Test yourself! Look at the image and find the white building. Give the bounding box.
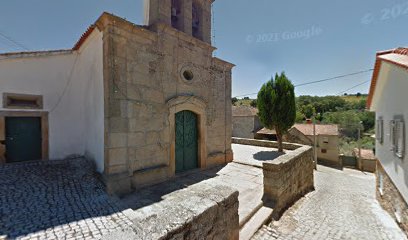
[368,47,408,233]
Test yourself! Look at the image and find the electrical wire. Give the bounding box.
[0,31,29,51]
[233,69,374,98]
[336,80,371,95]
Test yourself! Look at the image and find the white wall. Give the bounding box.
[373,61,408,203]
[0,29,105,172]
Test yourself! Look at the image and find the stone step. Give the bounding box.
[239,201,263,227]
[239,206,274,240]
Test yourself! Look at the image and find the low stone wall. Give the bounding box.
[114,183,239,240]
[376,161,408,235]
[262,144,315,219]
[232,137,304,151]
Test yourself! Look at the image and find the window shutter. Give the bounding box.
[376,118,384,144]
[396,120,405,159]
[390,120,396,151]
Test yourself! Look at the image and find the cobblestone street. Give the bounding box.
[0,159,133,240]
[252,165,407,240]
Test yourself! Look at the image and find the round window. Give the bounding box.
[183,70,194,81]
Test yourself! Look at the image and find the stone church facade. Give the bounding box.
[0,0,233,195]
[102,0,234,194]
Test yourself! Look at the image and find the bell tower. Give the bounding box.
[143,0,213,44]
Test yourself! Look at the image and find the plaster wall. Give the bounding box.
[0,30,104,171]
[373,61,408,204]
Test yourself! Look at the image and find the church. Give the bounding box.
[0,0,234,195]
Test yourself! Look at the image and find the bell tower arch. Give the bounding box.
[143,0,213,44]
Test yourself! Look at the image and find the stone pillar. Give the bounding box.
[225,70,233,162]
[200,0,212,44]
[144,0,172,26]
[180,0,193,35]
[102,24,132,196]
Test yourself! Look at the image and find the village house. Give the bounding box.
[352,148,376,173]
[367,47,408,233]
[0,0,234,195]
[232,106,262,139]
[255,123,340,165]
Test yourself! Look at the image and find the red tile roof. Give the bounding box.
[72,25,96,51]
[367,47,408,109]
[293,124,339,136]
[256,128,276,135]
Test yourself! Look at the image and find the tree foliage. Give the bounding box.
[257,72,296,152]
[250,99,257,108]
[231,97,238,105]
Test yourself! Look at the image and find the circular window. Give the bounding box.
[183,70,194,81]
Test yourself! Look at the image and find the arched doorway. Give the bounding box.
[175,110,198,173]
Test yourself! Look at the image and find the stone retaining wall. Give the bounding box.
[232,137,303,151]
[376,161,408,235]
[233,137,315,219]
[115,183,239,240]
[262,144,314,219]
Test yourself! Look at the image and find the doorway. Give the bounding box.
[5,117,42,163]
[175,110,198,173]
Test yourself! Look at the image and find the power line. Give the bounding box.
[336,80,371,95]
[0,31,29,51]
[294,69,373,87]
[233,69,374,98]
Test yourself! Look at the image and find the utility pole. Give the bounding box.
[358,121,363,170]
[313,114,317,170]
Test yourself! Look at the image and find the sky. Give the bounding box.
[0,0,407,97]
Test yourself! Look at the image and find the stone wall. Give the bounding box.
[115,183,239,240]
[232,116,256,139]
[376,161,408,235]
[262,144,315,219]
[232,137,304,151]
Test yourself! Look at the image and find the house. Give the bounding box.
[255,123,339,164]
[0,0,234,195]
[232,106,262,139]
[367,47,408,232]
[352,148,376,173]
[292,124,340,165]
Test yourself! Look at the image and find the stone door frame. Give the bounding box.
[0,111,49,163]
[167,96,207,176]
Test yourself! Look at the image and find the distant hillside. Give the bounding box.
[233,94,368,107]
[340,94,368,103]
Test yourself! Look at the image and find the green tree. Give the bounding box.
[257,72,296,152]
[231,97,238,105]
[250,99,257,108]
[301,104,315,119]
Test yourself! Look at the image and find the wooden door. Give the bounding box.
[5,117,42,163]
[175,110,198,173]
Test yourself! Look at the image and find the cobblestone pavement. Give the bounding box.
[0,158,133,240]
[252,165,407,240]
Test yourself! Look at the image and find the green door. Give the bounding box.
[5,117,42,163]
[175,110,198,173]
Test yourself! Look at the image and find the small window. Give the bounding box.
[376,118,384,144]
[321,149,327,154]
[322,137,329,144]
[390,118,405,159]
[3,93,43,109]
[183,70,194,81]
